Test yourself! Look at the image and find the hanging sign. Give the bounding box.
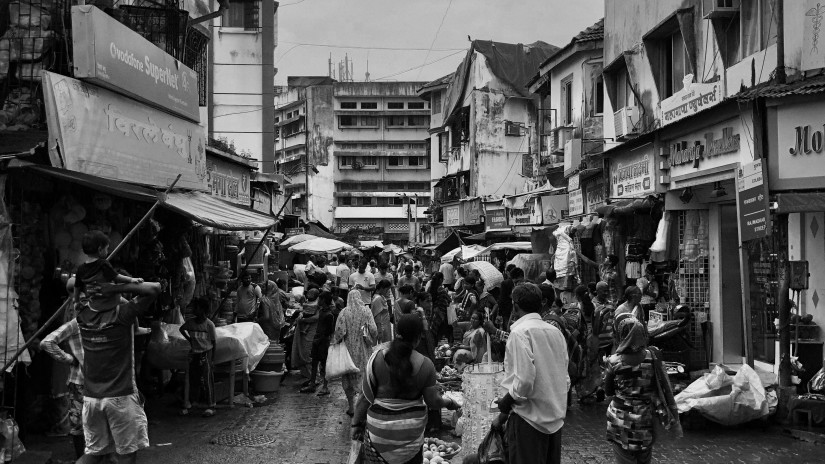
[541,194,568,225]
[443,204,460,227]
[42,72,208,191]
[71,6,200,122]
[507,196,543,226]
[737,159,770,242]
[485,208,507,230]
[611,149,655,198]
[802,0,825,72]
[585,177,605,213]
[660,78,723,127]
[206,155,251,205]
[568,189,584,216]
[460,198,482,226]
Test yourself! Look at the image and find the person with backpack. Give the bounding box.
[540,285,584,407]
[571,285,602,403]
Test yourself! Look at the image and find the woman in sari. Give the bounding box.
[351,314,460,464]
[372,280,394,344]
[604,317,681,463]
[452,312,487,364]
[293,288,320,382]
[427,272,452,345]
[333,290,379,416]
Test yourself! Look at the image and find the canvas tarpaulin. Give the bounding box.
[163,191,277,231]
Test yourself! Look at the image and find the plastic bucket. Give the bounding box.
[250,370,283,393]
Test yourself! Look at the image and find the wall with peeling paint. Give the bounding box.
[306,85,336,227]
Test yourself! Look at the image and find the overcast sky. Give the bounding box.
[274,0,605,85]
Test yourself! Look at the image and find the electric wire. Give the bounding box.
[373,50,465,81]
[416,0,454,80]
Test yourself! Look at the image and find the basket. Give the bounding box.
[250,369,283,393]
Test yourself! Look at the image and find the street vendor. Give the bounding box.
[234,272,262,323]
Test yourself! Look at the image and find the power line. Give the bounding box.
[374,50,465,81]
[416,0,454,80]
[278,41,464,52]
[279,0,308,6]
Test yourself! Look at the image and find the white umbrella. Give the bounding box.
[288,237,353,254]
[441,245,486,263]
[359,240,384,250]
[279,234,317,247]
[464,261,504,292]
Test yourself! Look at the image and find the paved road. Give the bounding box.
[28,373,825,464]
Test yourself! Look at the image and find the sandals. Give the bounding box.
[202,409,215,417]
[300,385,317,393]
[179,409,190,416]
[316,388,330,396]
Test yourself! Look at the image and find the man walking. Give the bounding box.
[235,272,262,323]
[349,259,375,305]
[439,259,455,290]
[494,282,568,464]
[77,280,161,463]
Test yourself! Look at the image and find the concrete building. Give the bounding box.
[208,0,279,172]
[332,82,431,244]
[424,41,559,244]
[273,77,336,227]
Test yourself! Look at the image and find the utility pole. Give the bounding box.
[775,0,786,84]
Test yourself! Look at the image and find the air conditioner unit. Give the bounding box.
[505,121,522,137]
[552,127,574,153]
[563,138,583,178]
[703,0,740,19]
[614,106,640,140]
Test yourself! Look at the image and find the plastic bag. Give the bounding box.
[447,304,458,325]
[0,418,25,461]
[347,439,362,464]
[809,366,825,394]
[477,427,506,464]
[326,343,360,380]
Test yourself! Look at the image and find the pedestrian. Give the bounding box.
[40,280,86,459]
[455,276,479,336]
[397,265,421,293]
[294,288,320,382]
[258,278,284,341]
[453,266,467,294]
[492,279,514,330]
[73,231,144,311]
[332,290,378,416]
[604,317,682,463]
[615,286,645,323]
[593,281,616,357]
[439,259,455,290]
[573,285,601,403]
[302,291,335,396]
[493,282,568,464]
[371,279,394,344]
[394,285,416,328]
[349,260,376,308]
[414,291,435,360]
[452,312,487,365]
[427,272,453,345]
[234,272,261,323]
[179,297,217,417]
[350,314,460,464]
[76,280,161,464]
[336,256,352,299]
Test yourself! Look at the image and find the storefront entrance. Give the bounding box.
[720,204,744,363]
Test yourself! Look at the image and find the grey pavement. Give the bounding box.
[24,373,825,463]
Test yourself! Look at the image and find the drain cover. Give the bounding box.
[211,432,276,447]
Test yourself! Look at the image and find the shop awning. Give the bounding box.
[465,230,514,242]
[775,192,825,214]
[434,230,471,254]
[163,191,276,230]
[305,221,337,239]
[7,160,159,202]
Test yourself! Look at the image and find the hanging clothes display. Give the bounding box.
[649,212,671,262]
[682,210,709,260]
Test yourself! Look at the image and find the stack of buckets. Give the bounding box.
[250,340,285,393]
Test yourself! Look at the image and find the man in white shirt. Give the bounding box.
[439,260,455,290]
[336,257,352,298]
[348,260,375,304]
[495,282,568,464]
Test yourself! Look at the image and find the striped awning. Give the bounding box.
[163,191,276,230]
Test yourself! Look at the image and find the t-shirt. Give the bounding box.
[77,293,156,398]
[375,272,395,287]
[236,284,262,317]
[439,262,455,284]
[180,318,216,353]
[337,264,352,289]
[397,275,421,292]
[76,258,121,310]
[313,309,335,343]
[349,271,375,305]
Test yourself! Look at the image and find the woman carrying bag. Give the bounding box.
[603,317,682,464]
[333,290,379,416]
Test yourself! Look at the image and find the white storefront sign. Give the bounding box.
[610,147,655,199]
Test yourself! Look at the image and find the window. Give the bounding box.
[659,29,689,98]
[408,156,425,167]
[340,102,357,109]
[741,0,776,58]
[432,92,442,115]
[615,70,637,109]
[407,115,428,127]
[340,197,353,206]
[408,102,425,109]
[360,197,375,206]
[361,116,379,127]
[362,156,378,166]
[387,115,406,127]
[361,183,379,191]
[388,143,406,150]
[593,74,604,115]
[361,102,378,109]
[223,0,260,29]
[339,115,356,127]
[561,75,573,125]
[340,156,355,167]
[388,157,402,166]
[451,107,470,148]
[388,197,405,206]
[387,182,406,190]
[409,143,426,149]
[274,116,280,123]
[361,143,379,149]
[387,102,404,109]
[410,182,429,190]
[338,143,358,150]
[438,133,448,162]
[339,182,358,191]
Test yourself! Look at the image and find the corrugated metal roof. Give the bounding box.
[737,75,825,101]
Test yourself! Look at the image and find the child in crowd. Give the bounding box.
[301,291,335,396]
[179,298,217,417]
[74,231,143,310]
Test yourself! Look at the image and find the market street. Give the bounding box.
[28,374,825,464]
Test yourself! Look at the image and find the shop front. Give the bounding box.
[659,103,756,368]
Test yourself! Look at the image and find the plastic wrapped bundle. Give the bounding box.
[459,362,505,459]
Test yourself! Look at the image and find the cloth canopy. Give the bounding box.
[463,261,504,292]
[288,237,353,254]
[305,222,337,239]
[359,240,385,250]
[441,245,486,263]
[280,234,317,247]
[434,230,471,254]
[163,191,277,231]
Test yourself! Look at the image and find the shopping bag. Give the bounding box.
[447,304,458,325]
[326,343,360,379]
[477,426,506,464]
[347,439,363,464]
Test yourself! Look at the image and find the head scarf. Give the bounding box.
[346,289,368,314]
[616,317,647,354]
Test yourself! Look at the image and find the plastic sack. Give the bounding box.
[461,363,505,456]
[676,364,769,426]
[447,304,458,325]
[675,365,733,413]
[145,322,269,372]
[0,418,25,461]
[809,366,825,394]
[326,343,359,380]
[477,427,506,464]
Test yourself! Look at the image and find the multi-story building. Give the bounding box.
[208,0,279,172]
[422,41,559,244]
[332,82,431,244]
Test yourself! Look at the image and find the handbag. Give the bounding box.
[326,343,360,379]
[477,426,506,464]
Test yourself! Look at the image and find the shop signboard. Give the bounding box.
[485,207,507,230]
[42,72,208,192]
[285,228,303,237]
[434,226,449,243]
[71,6,200,122]
[660,78,722,127]
[541,194,568,224]
[585,177,605,213]
[736,159,770,242]
[568,189,584,216]
[460,198,482,226]
[610,148,655,199]
[251,189,272,214]
[770,100,825,190]
[667,120,748,181]
[206,155,251,205]
[443,204,460,227]
[507,196,543,226]
[802,0,825,72]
